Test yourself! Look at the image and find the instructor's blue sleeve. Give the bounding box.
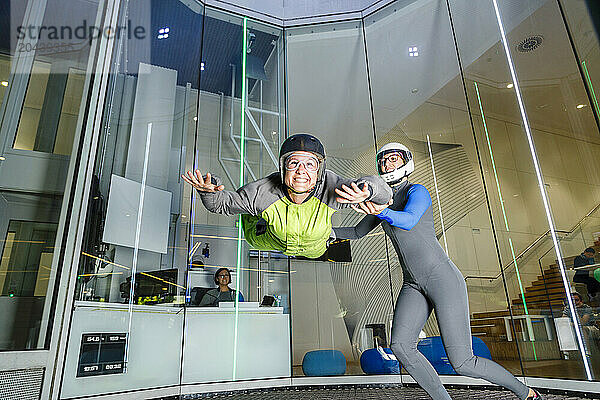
[377,184,431,230]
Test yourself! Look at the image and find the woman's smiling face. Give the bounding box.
[284,151,319,194]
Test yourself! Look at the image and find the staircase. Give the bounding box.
[510,258,577,312]
[469,252,596,361]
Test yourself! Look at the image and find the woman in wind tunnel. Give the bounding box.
[182,133,392,259]
[333,143,542,400]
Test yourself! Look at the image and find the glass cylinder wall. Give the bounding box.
[0,0,598,398]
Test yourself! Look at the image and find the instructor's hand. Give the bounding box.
[350,200,392,215]
[181,170,225,193]
[335,182,371,204]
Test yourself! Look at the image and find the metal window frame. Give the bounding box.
[38,0,125,398]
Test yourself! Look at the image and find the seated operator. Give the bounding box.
[199,268,244,307]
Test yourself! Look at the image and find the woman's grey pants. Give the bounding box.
[390,263,530,400]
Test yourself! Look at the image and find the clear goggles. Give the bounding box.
[285,155,320,172]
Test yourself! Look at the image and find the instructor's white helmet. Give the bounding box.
[376,143,414,185]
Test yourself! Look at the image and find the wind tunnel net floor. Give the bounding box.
[181,385,595,399]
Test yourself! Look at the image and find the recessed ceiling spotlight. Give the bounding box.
[408,46,419,57]
[200,62,205,71]
[158,27,170,39]
[506,83,513,89]
[577,104,587,109]
[0,156,5,161]
[411,88,418,93]
[193,116,198,121]
[0,81,8,87]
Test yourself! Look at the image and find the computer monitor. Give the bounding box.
[261,295,275,306]
[119,268,178,303]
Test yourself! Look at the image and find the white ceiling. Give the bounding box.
[204,0,386,21]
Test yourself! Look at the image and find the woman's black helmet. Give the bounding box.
[279,134,326,183]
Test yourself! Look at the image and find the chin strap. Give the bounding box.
[286,185,316,195]
[285,180,319,197]
[390,177,408,187]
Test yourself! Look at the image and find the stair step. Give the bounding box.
[524,289,566,298]
[471,318,505,326]
[539,271,562,279]
[471,310,511,319]
[525,285,565,296]
[528,282,565,290]
[515,293,565,302]
[532,277,565,286]
[513,299,563,307]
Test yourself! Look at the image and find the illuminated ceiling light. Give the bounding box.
[193,116,198,121]
[492,0,593,380]
[577,104,586,109]
[1,81,8,87]
[157,27,170,39]
[0,156,5,161]
[506,83,513,89]
[200,62,205,71]
[408,46,419,57]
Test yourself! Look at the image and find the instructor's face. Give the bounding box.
[380,152,405,173]
[284,151,319,193]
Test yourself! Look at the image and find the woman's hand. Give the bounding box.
[335,182,371,204]
[350,200,393,215]
[181,170,225,193]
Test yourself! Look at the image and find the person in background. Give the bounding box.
[199,268,244,307]
[573,247,600,300]
[563,292,599,349]
[562,292,593,326]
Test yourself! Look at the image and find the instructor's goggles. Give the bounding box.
[285,156,320,172]
[378,152,404,167]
